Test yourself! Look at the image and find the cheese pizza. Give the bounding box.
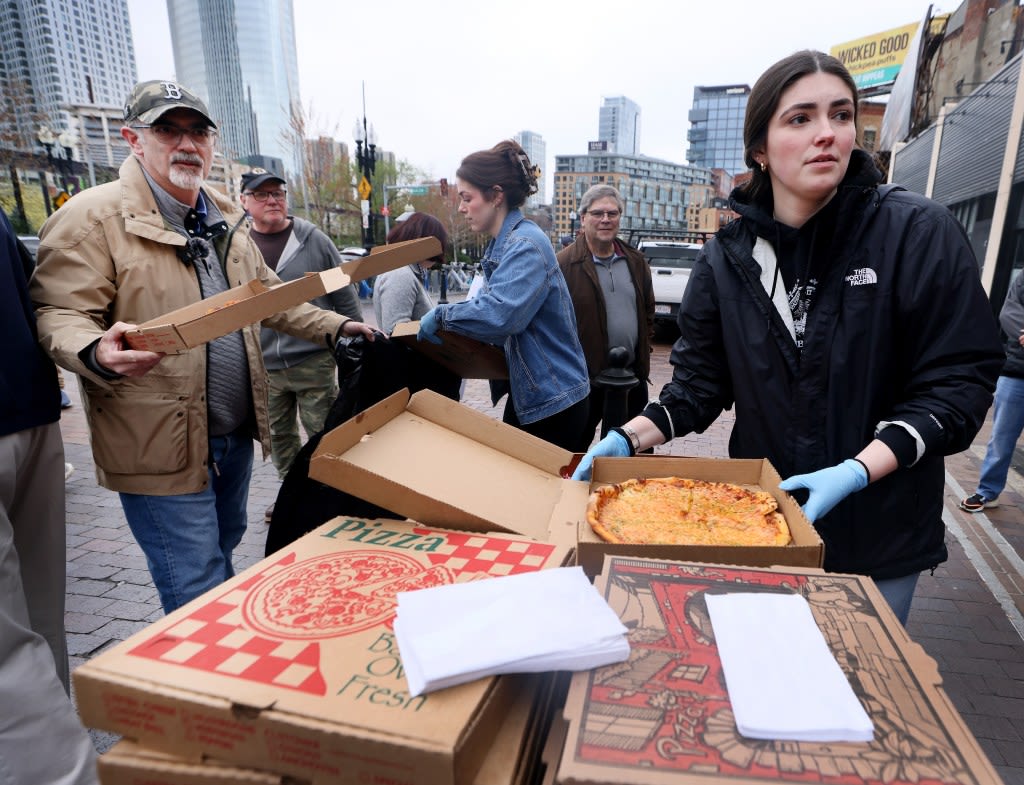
[586,476,792,546]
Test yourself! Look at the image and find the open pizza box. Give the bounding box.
[308,391,823,575]
[390,321,509,379]
[124,237,440,354]
[73,517,572,785]
[97,673,554,785]
[574,456,824,578]
[555,554,1003,785]
[308,388,586,548]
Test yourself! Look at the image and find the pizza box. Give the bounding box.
[97,673,550,785]
[124,237,440,354]
[97,740,295,785]
[573,456,824,578]
[390,321,509,379]
[339,237,442,282]
[73,517,571,785]
[556,555,1003,785]
[308,388,587,547]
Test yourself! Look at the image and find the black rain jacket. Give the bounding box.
[650,150,1003,579]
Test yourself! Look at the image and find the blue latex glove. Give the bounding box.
[572,431,631,481]
[778,458,869,522]
[417,308,442,344]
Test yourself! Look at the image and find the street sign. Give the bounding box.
[358,176,372,200]
[408,186,428,196]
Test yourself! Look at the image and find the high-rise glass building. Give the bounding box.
[0,0,137,147]
[167,0,301,171]
[686,85,750,176]
[598,96,640,156]
[514,129,546,205]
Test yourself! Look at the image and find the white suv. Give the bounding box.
[638,240,702,327]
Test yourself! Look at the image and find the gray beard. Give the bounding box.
[168,165,203,191]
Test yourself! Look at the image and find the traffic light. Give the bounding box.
[440,178,448,198]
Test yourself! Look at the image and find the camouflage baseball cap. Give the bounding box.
[123,80,216,128]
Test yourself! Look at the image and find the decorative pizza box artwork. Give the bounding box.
[97,673,551,785]
[73,517,571,785]
[574,456,823,577]
[124,237,440,354]
[391,320,509,380]
[308,388,587,548]
[556,556,1002,785]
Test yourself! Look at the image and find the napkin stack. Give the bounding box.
[394,566,630,697]
[705,591,874,743]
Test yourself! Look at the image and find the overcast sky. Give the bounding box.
[127,0,943,194]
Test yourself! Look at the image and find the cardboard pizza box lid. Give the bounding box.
[124,237,440,354]
[556,555,1002,785]
[74,517,570,785]
[390,321,509,379]
[308,388,587,547]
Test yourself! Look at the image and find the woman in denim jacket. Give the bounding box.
[417,140,590,450]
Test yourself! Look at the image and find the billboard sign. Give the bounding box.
[588,140,609,153]
[830,22,920,91]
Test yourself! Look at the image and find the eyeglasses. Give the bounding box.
[586,209,621,220]
[244,189,287,202]
[131,124,218,147]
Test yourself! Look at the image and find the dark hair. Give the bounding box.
[742,50,859,203]
[455,139,539,210]
[386,211,448,263]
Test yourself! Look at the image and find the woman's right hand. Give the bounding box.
[572,431,631,481]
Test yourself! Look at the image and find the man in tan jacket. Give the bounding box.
[30,81,374,612]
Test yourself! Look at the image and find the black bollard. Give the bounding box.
[594,346,638,438]
[439,263,449,304]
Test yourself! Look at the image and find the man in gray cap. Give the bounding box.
[30,80,375,613]
[240,166,361,506]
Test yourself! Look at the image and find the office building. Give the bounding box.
[514,130,546,205]
[0,0,137,151]
[167,0,300,172]
[553,151,713,238]
[598,96,640,156]
[686,85,750,176]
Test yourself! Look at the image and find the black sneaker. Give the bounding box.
[959,493,998,513]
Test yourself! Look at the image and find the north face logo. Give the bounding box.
[846,268,878,286]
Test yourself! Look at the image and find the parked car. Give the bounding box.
[638,240,702,327]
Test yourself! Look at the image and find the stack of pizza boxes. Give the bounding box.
[81,388,1000,784]
[78,516,574,785]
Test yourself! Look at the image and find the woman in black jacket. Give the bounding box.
[574,50,1004,624]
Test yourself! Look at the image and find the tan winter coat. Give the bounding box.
[30,156,346,495]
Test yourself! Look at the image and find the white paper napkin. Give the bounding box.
[705,592,874,742]
[394,566,630,697]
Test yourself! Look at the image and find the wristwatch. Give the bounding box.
[619,423,641,453]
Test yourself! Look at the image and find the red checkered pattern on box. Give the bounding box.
[127,529,559,695]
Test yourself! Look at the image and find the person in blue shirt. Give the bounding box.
[418,140,589,450]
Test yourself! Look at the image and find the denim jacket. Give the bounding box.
[435,210,589,424]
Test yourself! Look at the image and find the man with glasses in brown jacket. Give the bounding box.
[31,80,374,613]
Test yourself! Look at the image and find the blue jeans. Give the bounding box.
[874,573,920,626]
[120,431,254,613]
[977,375,1024,501]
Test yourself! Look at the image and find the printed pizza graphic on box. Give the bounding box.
[571,560,979,785]
[128,523,558,696]
[244,552,455,639]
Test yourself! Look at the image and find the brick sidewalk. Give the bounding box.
[58,302,1024,784]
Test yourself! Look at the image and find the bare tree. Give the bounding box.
[0,77,47,231]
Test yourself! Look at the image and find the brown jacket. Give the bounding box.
[30,156,346,495]
[556,234,655,382]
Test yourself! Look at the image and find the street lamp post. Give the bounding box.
[36,125,57,216]
[353,116,377,250]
